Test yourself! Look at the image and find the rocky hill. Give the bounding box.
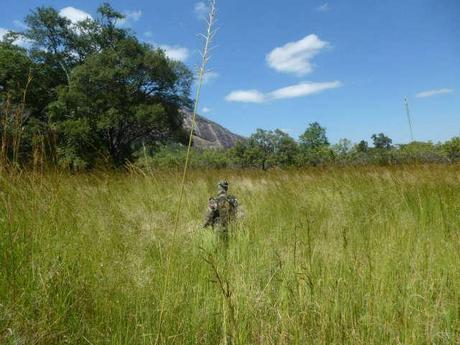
[181,109,245,149]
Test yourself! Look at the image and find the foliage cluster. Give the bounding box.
[0,3,192,169]
[139,122,460,169]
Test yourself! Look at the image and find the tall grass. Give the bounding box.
[1,166,459,344]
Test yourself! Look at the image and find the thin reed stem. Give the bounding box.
[155,2,218,344]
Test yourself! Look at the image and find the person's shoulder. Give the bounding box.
[227,195,238,206]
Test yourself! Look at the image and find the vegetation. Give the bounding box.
[1,3,458,345]
[135,126,460,170]
[1,166,459,344]
[1,4,459,171]
[0,3,192,169]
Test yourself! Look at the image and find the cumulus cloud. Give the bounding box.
[225,81,341,103]
[316,3,331,12]
[194,2,209,20]
[202,71,219,84]
[416,88,453,98]
[0,28,7,40]
[125,10,142,22]
[13,20,27,29]
[59,7,92,23]
[0,27,31,47]
[118,10,143,26]
[160,45,190,62]
[202,107,212,114]
[225,90,266,103]
[266,34,329,76]
[269,81,341,99]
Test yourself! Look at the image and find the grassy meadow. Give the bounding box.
[1,165,460,344]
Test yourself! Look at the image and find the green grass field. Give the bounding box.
[1,166,459,344]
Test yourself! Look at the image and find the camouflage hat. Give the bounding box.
[217,180,229,191]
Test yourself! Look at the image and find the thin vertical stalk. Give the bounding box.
[12,73,33,167]
[0,95,11,170]
[154,2,218,344]
[404,97,414,142]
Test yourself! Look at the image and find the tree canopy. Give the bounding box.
[0,3,192,168]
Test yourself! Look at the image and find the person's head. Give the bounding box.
[217,180,228,193]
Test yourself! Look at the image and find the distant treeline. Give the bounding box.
[137,123,460,170]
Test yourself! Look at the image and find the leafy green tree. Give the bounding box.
[21,3,128,84]
[0,43,33,102]
[230,129,298,169]
[356,140,369,153]
[443,137,460,162]
[297,122,333,166]
[0,42,64,164]
[246,129,274,170]
[230,140,248,168]
[0,3,194,168]
[334,138,353,156]
[372,133,392,149]
[271,129,298,166]
[299,122,329,150]
[49,38,193,167]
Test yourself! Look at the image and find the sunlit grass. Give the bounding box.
[1,166,459,344]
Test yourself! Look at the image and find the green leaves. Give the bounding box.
[0,3,193,169]
[299,122,329,150]
[49,37,191,167]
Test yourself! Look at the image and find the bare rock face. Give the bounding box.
[181,109,245,149]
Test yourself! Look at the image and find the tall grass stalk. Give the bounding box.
[155,1,218,343]
[0,72,32,170]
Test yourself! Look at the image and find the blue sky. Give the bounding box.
[1,0,459,144]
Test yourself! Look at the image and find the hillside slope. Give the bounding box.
[181,109,245,149]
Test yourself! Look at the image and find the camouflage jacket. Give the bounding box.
[204,193,239,229]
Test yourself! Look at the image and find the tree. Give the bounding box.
[372,133,392,149]
[356,140,369,153]
[0,42,64,165]
[271,129,298,166]
[246,129,275,170]
[22,3,129,84]
[0,3,194,168]
[230,129,298,169]
[334,138,353,156]
[49,37,193,167]
[0,43,33,101]
[443,136,460,162]
[297,122,332,166]
[299,122,329,150]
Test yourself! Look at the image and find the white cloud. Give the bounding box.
[194,2,209,20]
[316,3,330,12]
[13,20,27,29]
[225,90,266,103]
[144,31,153,38]
[160,45,190,62]
[125,10,142,22]
[118,10,143,26]
[266,34,329,76]
[269,81,341,100]
[0,28,7,40]
[202,107,212,114]
[202,71,219,84]
[416,88,453,98]
[59,7,92,23]
[225,81,341,103]
[0,27,31,47]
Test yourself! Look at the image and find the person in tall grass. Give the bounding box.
[203,180,239,240]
